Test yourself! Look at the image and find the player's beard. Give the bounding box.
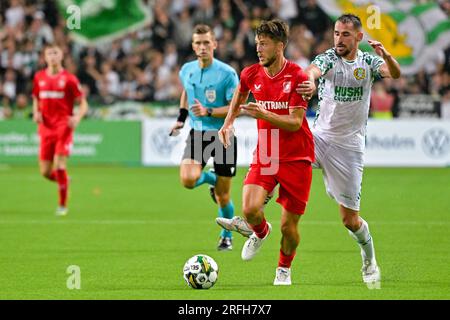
[335,44,352,58]
[261,54,277,68]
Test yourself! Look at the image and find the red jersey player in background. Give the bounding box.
[217,19,314,285]
[32,44,88,216]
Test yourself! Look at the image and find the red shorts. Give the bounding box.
[39,127,73,161]
[244,161,312,215]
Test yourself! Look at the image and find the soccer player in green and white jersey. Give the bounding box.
[298,13,401,289]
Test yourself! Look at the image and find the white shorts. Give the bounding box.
[313,133,364,211]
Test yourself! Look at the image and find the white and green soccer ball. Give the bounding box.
[183,254,219,289]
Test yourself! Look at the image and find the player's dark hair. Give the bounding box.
[193,24,215,39]
[256,19,289,47]
[337,14,362,30]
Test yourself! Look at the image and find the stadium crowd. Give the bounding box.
[0,0,449,119]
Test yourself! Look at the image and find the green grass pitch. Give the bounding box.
[0,165,449,300]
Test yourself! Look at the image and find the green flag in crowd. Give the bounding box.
[317,0,450,75]
[58,0,152,44]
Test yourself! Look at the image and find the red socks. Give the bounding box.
[56,169,68,207]
[250,219,297,268]
[251,218,269,239]
[278,249,296,268]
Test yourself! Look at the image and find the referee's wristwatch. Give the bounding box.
[206,108,213,117]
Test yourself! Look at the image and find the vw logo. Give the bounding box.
[151,127,181,157]
[422,128,450,158]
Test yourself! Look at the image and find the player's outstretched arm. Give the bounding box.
[170,90,188,136]
[368,39,401,79]
[69,97,89,129]
[219,85,249,148]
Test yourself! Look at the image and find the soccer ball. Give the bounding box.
[183,254,219,289]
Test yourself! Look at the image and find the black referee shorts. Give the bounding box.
[182,129,237,177]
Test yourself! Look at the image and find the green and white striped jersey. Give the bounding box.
[312,48,385,152]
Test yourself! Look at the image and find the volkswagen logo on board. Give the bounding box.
[422,128,450,158]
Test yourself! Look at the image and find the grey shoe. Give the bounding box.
[216,216,253,237]
[217,236,232,251]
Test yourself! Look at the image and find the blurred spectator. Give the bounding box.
[441,88,450,118]
[268,0,298,24]
[163,41,179,69]
[172,8,194,59]
[135,72,154,102]
[13,93,29,119]
[98,62,120,104]
[235,18,256,62]
[152,5,174,52]
[5,0,25,28]
[2,69,17,106]
[192,0,215,26]
[1,38,22,70]
[288,45,310,70]
[27,11,54,51]
[77,54,101,97]
[370,81,395,118]
[296,0,331,37]
[217,0,238,32]
[121,69,138,100]
[18,39,38,78]
[216,28,235,62]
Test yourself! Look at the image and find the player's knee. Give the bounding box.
[41,169,52,179]
[180,177,197,189]
[280,223,298,241]
[242,203,260,220]
[342,215,360,232]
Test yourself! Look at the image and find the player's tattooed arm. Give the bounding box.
[368,40,401,79]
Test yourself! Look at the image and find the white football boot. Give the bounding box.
[241,223,272,261]
[273,267,292,286]
[216,216,253,237]
[55,206,68,217]
[362,259,381,289]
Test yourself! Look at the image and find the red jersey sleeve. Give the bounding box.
[67,74,84,100]
[32,73,40,99]
[239,67,250,93]
[289,70,309,110]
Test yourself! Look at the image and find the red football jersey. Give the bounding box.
[32,69,83,133]
[239,60,314,164]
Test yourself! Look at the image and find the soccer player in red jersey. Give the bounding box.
[32,44,88,216]
[217,19,314,285]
